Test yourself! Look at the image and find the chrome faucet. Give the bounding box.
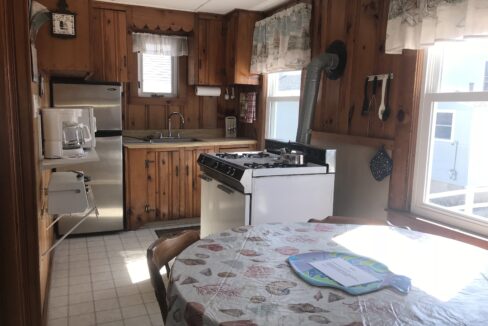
[168,112,185,138]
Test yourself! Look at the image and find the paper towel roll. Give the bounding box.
[195,86,221,97]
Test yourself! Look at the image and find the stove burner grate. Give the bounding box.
[243,162,302,169]
[216,152,270,159]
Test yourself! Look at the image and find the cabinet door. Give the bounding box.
[92,8,128,82]
[225,11,261,85]
[169,150,184,219]
[182,150,195,218]
[125,148,149,229]
[190,16,225,86]
[206,19,225,86]
[196,19,209,85]
[146,151,158,221]
[158,151,171,220]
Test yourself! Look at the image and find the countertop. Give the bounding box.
[123,137,257,149]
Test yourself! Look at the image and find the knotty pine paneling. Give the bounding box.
[311,0,419,141]
[310,0,424,211]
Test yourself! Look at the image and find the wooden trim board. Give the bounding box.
[0,0,42,325]
[311,130,395,150]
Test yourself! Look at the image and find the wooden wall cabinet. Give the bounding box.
[35,0,92,76]
[188,14,226,86]
[125,143,256,229]
[225,10,262,85]
[91,6,128,82]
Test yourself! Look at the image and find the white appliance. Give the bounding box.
[41,107,96,158]
[225,116,237,138]
[198,139,336,237]
[48,172,89,215]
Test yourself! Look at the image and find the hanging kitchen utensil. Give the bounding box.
[368,76,378,114]
[361,77,369,115]
[370,146,393,181]
[381,75,392,122]
[378,77,387,120]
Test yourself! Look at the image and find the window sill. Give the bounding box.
[386,209,488,250]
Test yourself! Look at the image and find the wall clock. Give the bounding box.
[51,0,76,38]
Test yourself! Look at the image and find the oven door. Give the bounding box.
[200,174,250,237]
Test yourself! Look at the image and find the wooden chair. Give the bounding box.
[147,230,200,322]
[308,215,389,225]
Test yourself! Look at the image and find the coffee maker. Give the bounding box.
[41,107,96,159]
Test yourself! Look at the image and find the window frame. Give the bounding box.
[137,53,178,98]
[265,70,302,141]
[434,110,455,142]
[412,45,488,237]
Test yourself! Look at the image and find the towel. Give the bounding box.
[239,92,257,124]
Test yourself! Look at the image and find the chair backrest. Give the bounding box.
[308,215,388,225]
[146,230,200,322]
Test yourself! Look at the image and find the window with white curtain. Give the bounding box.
[266,70,302,141]
[412,39,488,237]
[138,53,177,97]
[132,33,188,98]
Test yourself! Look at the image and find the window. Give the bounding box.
[484,62,488,91]
[434,111,454,141]
[138,53,177,97]
[266,70,302,141]
[412,39,488,237]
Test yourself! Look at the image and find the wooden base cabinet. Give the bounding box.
[125,148,149,229]
[125,146,213,229]
[125,143,256,229]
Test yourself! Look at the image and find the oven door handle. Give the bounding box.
[217,184,234,195]
[199,174,212,182]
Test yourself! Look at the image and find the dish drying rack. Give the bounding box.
[42,171,99,256]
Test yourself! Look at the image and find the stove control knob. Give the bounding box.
[226,166,232,175]
[230,168,236,176]
[213,162,219,169]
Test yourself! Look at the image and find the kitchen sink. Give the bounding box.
[149,137,200,143]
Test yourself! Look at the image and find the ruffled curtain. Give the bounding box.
[250,3,312,74]
[386,0,488,54]
[132,33,188,56]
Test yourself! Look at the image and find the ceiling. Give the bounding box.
[98,0,288,14]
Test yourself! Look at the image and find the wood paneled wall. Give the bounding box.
[33,77,54,319]
[110,2,248,132]
[310,0,424,211]
[0,0,43,325]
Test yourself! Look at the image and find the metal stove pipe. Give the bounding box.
[296,40,347,144]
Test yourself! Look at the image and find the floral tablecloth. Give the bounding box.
[166,223,488,325]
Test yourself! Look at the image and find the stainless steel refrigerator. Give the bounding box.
[52,80,124,235]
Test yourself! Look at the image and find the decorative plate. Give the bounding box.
[287,251,411,295]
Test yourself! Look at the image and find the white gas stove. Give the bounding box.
[198,140,336,237]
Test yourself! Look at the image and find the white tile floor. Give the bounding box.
[46,223,194,326]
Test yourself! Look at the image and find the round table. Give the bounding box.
[166,223,488,325]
